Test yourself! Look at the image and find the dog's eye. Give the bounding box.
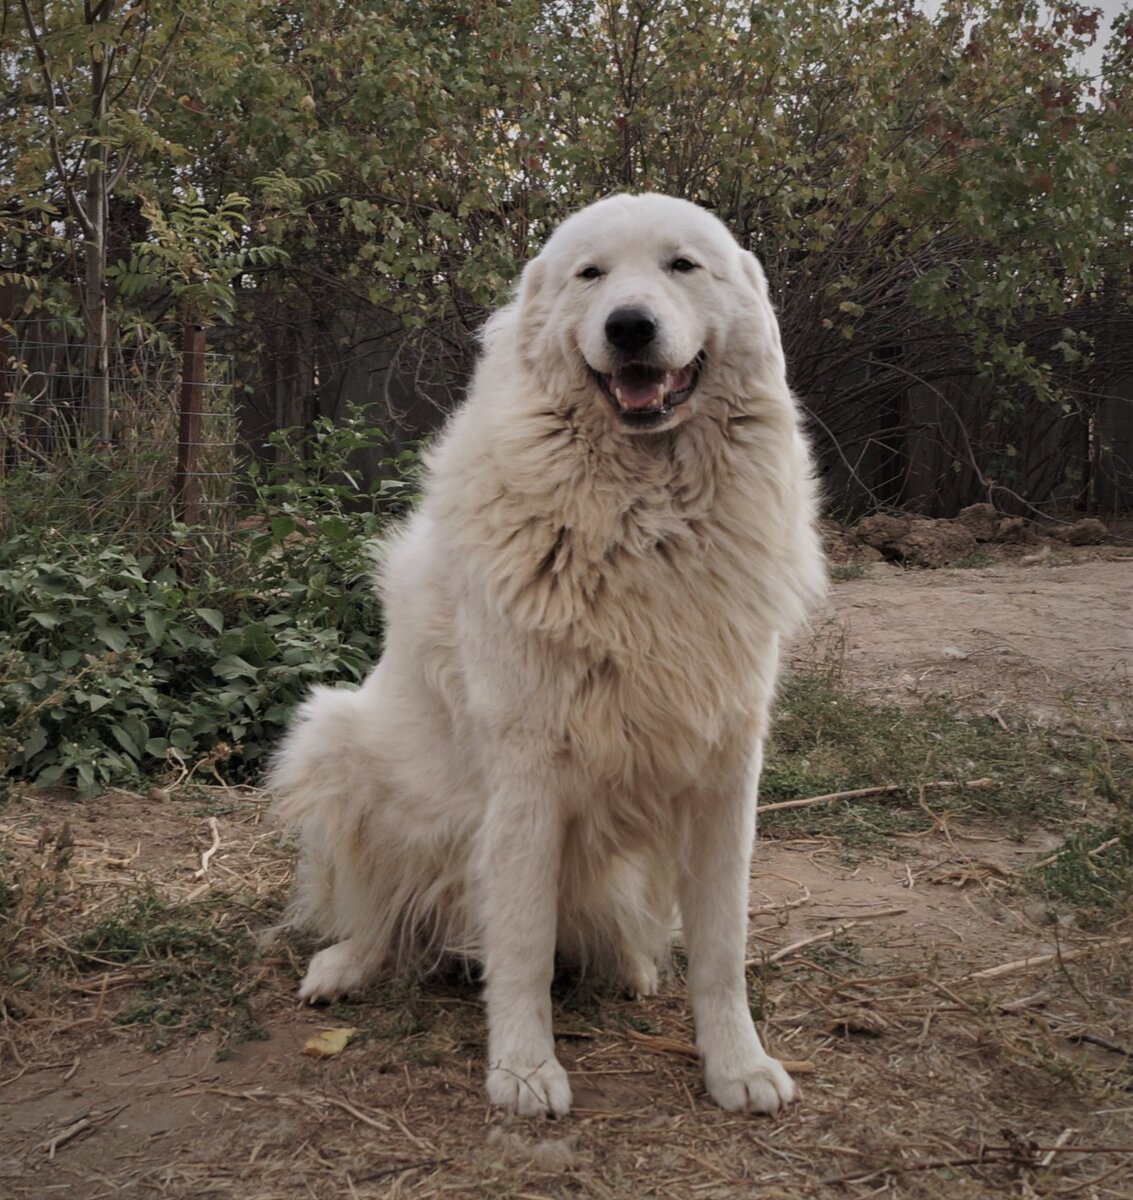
[577,265,604,280]
[670,257,699,273]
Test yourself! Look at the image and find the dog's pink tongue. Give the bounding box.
[610,370,672,411]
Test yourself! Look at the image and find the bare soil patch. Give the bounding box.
[2,556,1131,1199]
[817,557,1132,730]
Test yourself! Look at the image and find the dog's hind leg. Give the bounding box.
[298,936,385,1003]
[558,851,673,998]
[289,834,396,1002]
[271,682,403,1003]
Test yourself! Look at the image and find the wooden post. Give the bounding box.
[174,322,206,527]
[0,282,12,478]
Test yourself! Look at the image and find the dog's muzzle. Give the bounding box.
[593,356,703,429]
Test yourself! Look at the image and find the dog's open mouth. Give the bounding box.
[594,356,703,428]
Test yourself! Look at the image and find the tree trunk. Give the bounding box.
[84,20,111,444]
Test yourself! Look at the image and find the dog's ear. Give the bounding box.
[517,256,547,327]
[739,249,769,297]
[739,250,780,327]
[480,254,547,358]
[736,249,787,380]
[519,255,545,307]
[516,255,551,356]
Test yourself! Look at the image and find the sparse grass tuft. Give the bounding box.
[829,560,870,581]
[765,665,1130,855]
[1034,825,1133,926]
[75,891,269,1050]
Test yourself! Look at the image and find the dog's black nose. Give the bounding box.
[605,308,657,354]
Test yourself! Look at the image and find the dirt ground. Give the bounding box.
[2,552,1131,1199]
[817,556,1132,731]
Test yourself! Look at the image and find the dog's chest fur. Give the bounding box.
[425,407,792,787]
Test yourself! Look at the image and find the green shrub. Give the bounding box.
[0,413,418,796]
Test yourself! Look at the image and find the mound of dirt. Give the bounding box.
[824,505,1120,569]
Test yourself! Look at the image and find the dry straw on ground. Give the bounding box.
[1,773,1130,1200]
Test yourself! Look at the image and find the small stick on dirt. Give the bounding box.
[1033,836,1122,871]
[104,842,141,869]
[963,937,1132,981]
[65,969,148,994]
[40,1104,127,1158]
[1041,1128,1079,1169]
[759,909,906,965]
[624,1030,816,1075]
[93,970,110,1022]
[997,989,1050,1013]
[1049,1162,1133,1197]
[1066,1032,1133,1059]
[193,817,221,878]
[320,1094,393,1133]
[816,1139,1133,1188]
[820,1154,995,1186]
[750,876,811,916]
[759,778,993,815]
[354,1160,451,1186]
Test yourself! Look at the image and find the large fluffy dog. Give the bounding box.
[271,194,826,1118]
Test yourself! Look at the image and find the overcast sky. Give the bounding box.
[918,0,1128,81]
[1077,0,1128,79]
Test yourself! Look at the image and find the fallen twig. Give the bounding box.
[354,1159,451,1185]
[760,778,993,815]
[1065,1031,1133,1059]
[39,1104,127,1158]
[1048,1161,1133,1196]
[963,937,1132,982]
[172,1085,400,1135]
[1033,836,1122,871]
[757,909,907,965]
[1041,1128,1079,1169]
[750,873,811,916]
[320,1093,392,1132]
[193,816,221,878]
[820,1141,1133,1188]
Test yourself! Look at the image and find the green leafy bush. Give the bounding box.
[0,414,418,796]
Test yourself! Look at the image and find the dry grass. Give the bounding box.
[1,777,1131,1199]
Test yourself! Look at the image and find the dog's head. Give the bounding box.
[513,194,785,435]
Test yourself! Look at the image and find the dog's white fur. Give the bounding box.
[270,194,826,1118]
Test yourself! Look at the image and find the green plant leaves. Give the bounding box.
[0,414,410,796]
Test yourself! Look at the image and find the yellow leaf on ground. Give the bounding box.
[301,1027,359,1058]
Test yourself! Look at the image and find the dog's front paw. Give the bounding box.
[486,1055,572,1118]
[298,941,370,1004]
[704,1053,798,1114]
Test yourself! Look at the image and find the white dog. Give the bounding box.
[270,194,826,1118]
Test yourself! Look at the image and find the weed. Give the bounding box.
[0,834,71,985]
[1033,825,1133,926]
[74,892,268,1048]
[763,667,1127,848]
[829,561,869,581]
[0,409,419,795]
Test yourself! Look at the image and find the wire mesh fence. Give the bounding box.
[0,328,242,556]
